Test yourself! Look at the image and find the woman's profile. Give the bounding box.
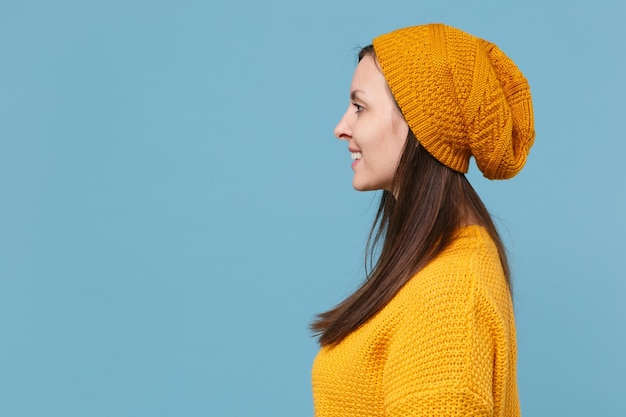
[311,23,534,416]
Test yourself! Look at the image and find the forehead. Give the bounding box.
[350,55,389,97]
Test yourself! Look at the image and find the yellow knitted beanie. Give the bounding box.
[373,24,535,179]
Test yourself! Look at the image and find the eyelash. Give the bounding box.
[352,102,364,112]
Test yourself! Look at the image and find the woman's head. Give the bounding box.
[337,24,534,187]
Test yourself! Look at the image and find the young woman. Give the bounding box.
[311,24,534,417]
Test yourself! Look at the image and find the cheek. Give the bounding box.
[390,119,409,159]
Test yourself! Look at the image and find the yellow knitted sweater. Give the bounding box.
[312,226,519,416]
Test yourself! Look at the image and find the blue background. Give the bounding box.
[1,0,624,415]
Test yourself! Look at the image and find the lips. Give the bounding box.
[349,148,362,168]
[349,147,362,161]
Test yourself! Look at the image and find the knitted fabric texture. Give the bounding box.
[312,226,519,416]
[372,24,534,179]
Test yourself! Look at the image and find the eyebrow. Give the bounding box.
[350,90,366,101]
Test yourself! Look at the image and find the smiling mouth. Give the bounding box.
[351,152,362,160]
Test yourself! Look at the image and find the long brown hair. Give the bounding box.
[311,47,511,347]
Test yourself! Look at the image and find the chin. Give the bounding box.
[352,180,382,192]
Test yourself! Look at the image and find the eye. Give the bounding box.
[352,102,364,113]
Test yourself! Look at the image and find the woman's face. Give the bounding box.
[334,55,409,192]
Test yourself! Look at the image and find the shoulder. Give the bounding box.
[391,226,510,322]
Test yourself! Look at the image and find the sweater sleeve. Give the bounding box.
[385,389,493,417]
[381,250,510,416]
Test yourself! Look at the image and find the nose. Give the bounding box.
[334,110,351,141]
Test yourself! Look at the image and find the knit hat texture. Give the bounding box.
[372,24,535,179]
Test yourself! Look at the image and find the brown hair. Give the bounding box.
[311,46,511,347]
